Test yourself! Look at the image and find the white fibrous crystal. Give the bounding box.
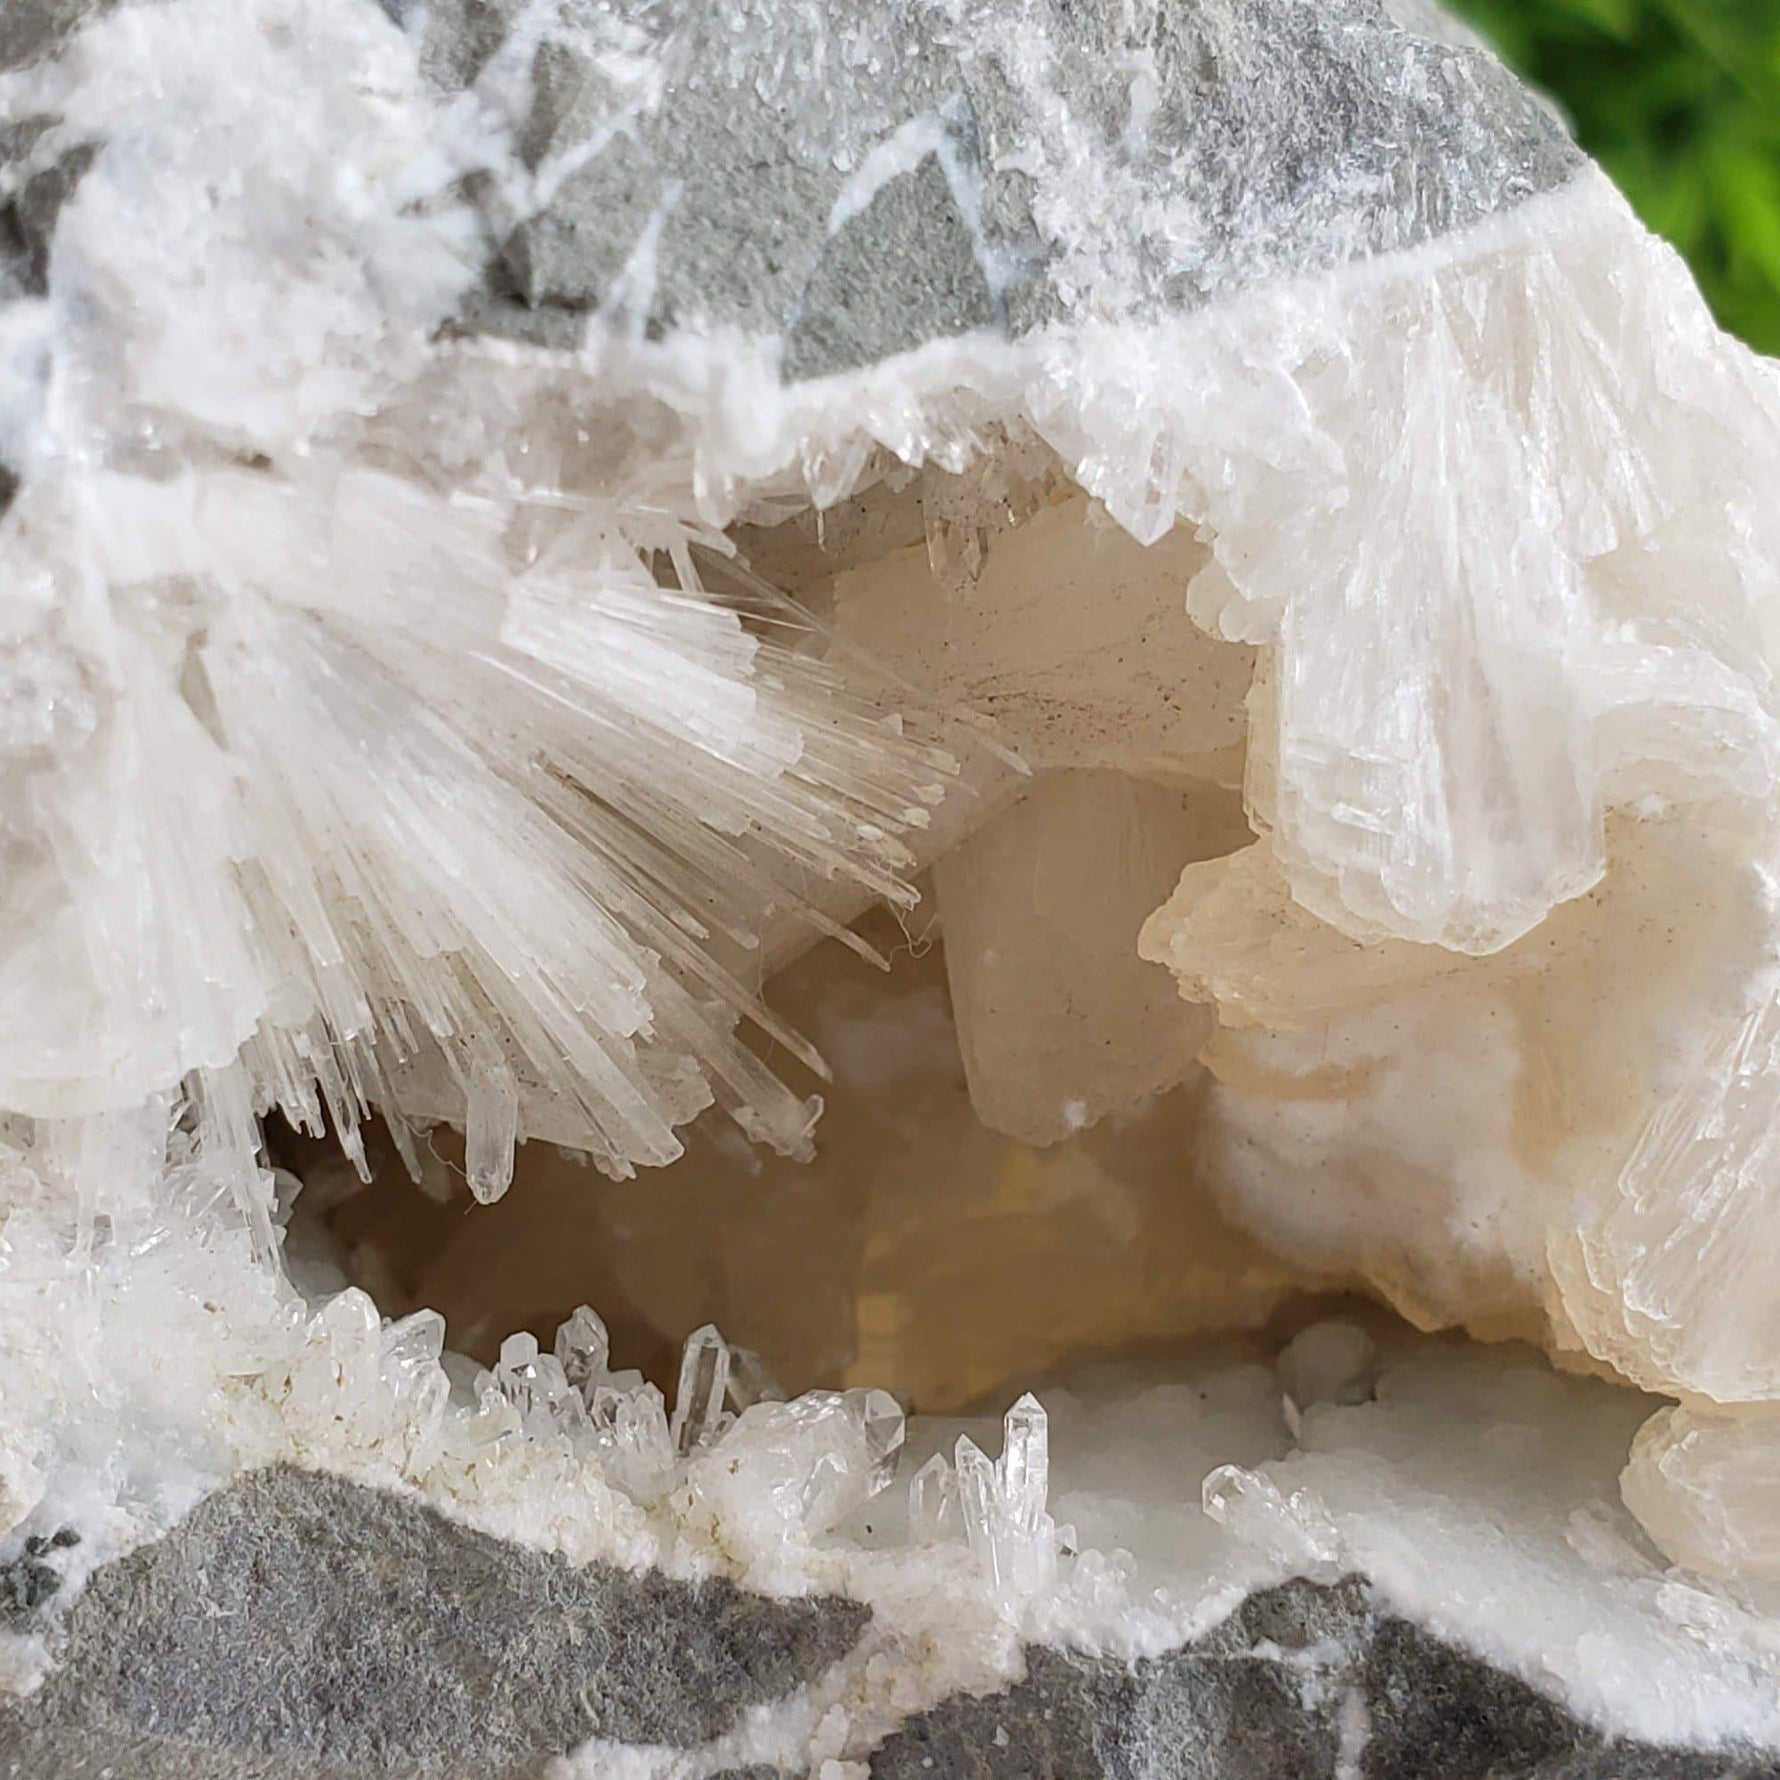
[465,1069,521,1206]
[0,0,959,1243]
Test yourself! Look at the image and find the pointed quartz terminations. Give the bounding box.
[999,1392,1049,1537]
[474,1311,904,1530]
[490,1330,590,1439]
[947,1392,1059,1608]
[909,1453,958,1543]
[602,1384,676,1505]
[464,1062,520,1204]
[554,1304,611,1397]
[792,1389,907,1535]
[857,1388,905,1497]
[493,1331,548,1420]
[671,1323,732,1455]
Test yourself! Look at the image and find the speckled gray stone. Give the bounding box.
[0,140,96,300]
[416,0,1584,378]
[0,1465,868,1780]
[0,0,108,72]
[3,0,1587,384]
[502,133,667,311]
[868,1578,1780,1780]
[783,149,999,382]
[5,1484,1775,1780]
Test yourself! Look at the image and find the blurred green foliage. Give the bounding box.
[1448,0,1780,352]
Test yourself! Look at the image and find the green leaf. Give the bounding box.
[1708,143,1780,288]
[1446,0,1780,351]
[1544,0,1642,42]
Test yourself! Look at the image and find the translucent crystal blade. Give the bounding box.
[954,1434,1000,1586]
[464,1066,520,1206]
[856,1387,906,1494]
[671,1324,731,1456]
[998,1393,1048,1534]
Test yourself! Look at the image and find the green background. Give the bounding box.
[1448,0,1780,352]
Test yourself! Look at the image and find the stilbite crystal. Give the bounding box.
[934,771,1240,1145]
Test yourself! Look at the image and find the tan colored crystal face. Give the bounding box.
[286,438,1779,1464]
[280,471,1327,1410]
[300,907,1312,1412]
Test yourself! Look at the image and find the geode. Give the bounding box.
[4,0,1780,1775]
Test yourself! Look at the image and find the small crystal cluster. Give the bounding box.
[911,1394,1063,1608]
[474,1308,911,1551]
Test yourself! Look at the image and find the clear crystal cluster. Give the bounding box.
[911,1394,1062,1608]
[469,1309,909,1552]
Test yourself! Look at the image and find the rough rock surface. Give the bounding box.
[0,1466,869,1779]
[0,0,1577,373]
[432,0,1584,370]
[0,0,1586,381]
[8,1495,1779,1779]
[871,1579,1780,1780]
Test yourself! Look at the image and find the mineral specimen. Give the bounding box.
[5,0,1780,1772]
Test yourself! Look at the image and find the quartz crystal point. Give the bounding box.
[689,1386,906,1558]
[998,1393,1049,1536]
[954,1396,1060,1608]
[553,1305,611,1399]
[670,1324,731,1456]
[954,1437,999,1574]
[495,1331,544,1401]
[594,1383,677,1507]
[492,1332,557,1424]
[857,1388,907,1502]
